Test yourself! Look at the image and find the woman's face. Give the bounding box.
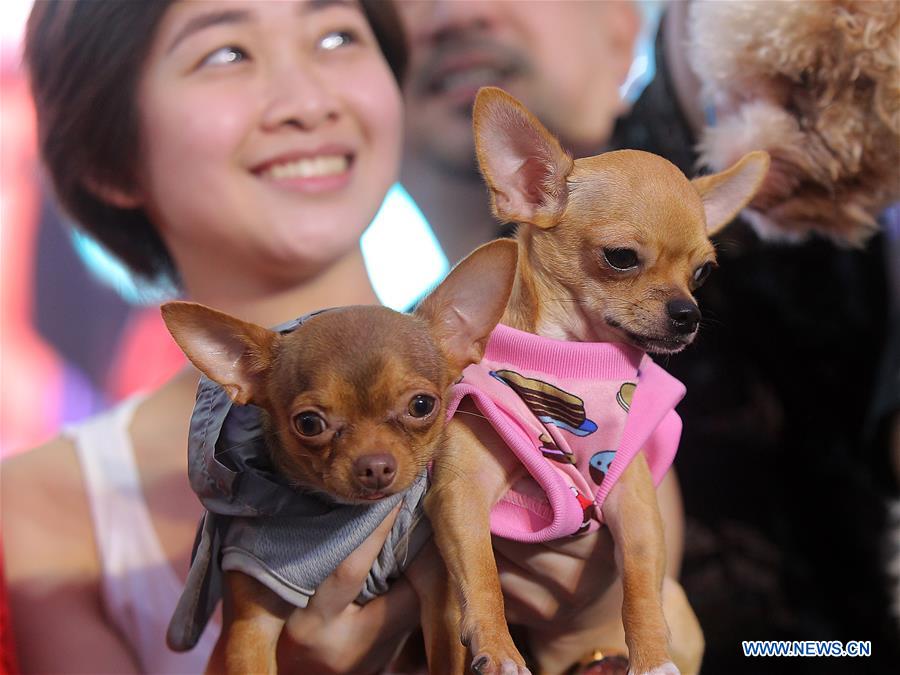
[135,0,403,289]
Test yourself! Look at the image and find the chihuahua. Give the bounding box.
[162,239,517,674]
[423,88,770,675]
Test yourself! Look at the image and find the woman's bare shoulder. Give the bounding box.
[2,435,142,672]
[2,435,96,575]
[4,433,80,477]
[1,376,196,576]
[2,378,181,498]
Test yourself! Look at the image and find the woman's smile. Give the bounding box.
[252,145,356,193]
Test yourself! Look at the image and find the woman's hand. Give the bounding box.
[275,504,421,675]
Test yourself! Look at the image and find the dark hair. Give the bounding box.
[25,0,407,287]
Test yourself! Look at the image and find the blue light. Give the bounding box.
[70,227,175,305]
[361,183,450,310]
[620,0,663,104]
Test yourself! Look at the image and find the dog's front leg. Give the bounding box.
[603,454,677,675]
[404,540,468,675]
[426,418,530,675]
[207,571,292,675]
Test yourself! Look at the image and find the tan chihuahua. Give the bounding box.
[162,240,517,675]
[424,88,770,675]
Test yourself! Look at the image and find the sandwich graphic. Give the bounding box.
[490,369,598,437]
[617,382,636,412]
[538,432,576,464]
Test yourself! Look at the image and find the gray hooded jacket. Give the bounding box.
[166,313,430,652]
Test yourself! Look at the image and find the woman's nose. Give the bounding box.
[260,62,340,132]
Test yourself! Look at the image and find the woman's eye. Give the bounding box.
[407,395,436,419]
[318,30,356,51]
[602,248,639,271]
[693,262,714,288]
[294,412,327,437]
[201,46,247,68]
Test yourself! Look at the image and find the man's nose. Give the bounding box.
[406,0,505,45]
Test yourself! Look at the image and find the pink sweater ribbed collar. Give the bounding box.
[484,324,645,379]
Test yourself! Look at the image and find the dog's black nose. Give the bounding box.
[354,453,397,490]
[667,299,701,335]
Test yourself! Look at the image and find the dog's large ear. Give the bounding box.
[692,150,770,235]
[473,87,574,229]
[415,239,517,375]
[161,302,277,406]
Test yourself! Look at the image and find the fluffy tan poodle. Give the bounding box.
[688,0,899,246]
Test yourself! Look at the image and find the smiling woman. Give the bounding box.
[1,1,429,673]
[136,0,404,300]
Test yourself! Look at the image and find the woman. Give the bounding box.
[2,1,420,672]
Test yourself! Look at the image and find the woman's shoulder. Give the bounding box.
[4,434,84,502]
[1,382,181,537]
[2,434,98,584]
[2,433,144,672]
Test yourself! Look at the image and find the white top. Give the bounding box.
[66,396,218,673]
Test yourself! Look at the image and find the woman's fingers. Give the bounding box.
[278,503,422,673]
[494,531,619,627]
[279,579,420,674]
[303,504,402,619]
[496,558,563,625]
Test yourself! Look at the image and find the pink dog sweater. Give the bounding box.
[446,324,686,542]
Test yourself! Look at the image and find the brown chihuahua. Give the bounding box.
[424,88,770,675]
[162,239,517,675]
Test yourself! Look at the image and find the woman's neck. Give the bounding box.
[180,246,379,327]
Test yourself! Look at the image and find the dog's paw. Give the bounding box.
[470,653,531,675]
[464,617,529,675]
[628,661,680,675]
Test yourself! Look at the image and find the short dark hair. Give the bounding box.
[25,0,407,288]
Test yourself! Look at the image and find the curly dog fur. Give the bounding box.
[688,0,899,246]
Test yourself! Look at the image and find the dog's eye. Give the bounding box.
[692,262,714,289]
[408,394,436,418]
[294,412,326,437]
[603,248,639,271]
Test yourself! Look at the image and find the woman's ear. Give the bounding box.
[83,176,143,209]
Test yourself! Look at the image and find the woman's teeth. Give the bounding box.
[266,155,348,179]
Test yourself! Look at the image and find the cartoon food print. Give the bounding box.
[491,369,598,436]
[538,432,576,464]
[617,382,636,412]
[589,450,617,485]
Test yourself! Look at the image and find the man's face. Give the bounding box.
[399,0,639,175]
